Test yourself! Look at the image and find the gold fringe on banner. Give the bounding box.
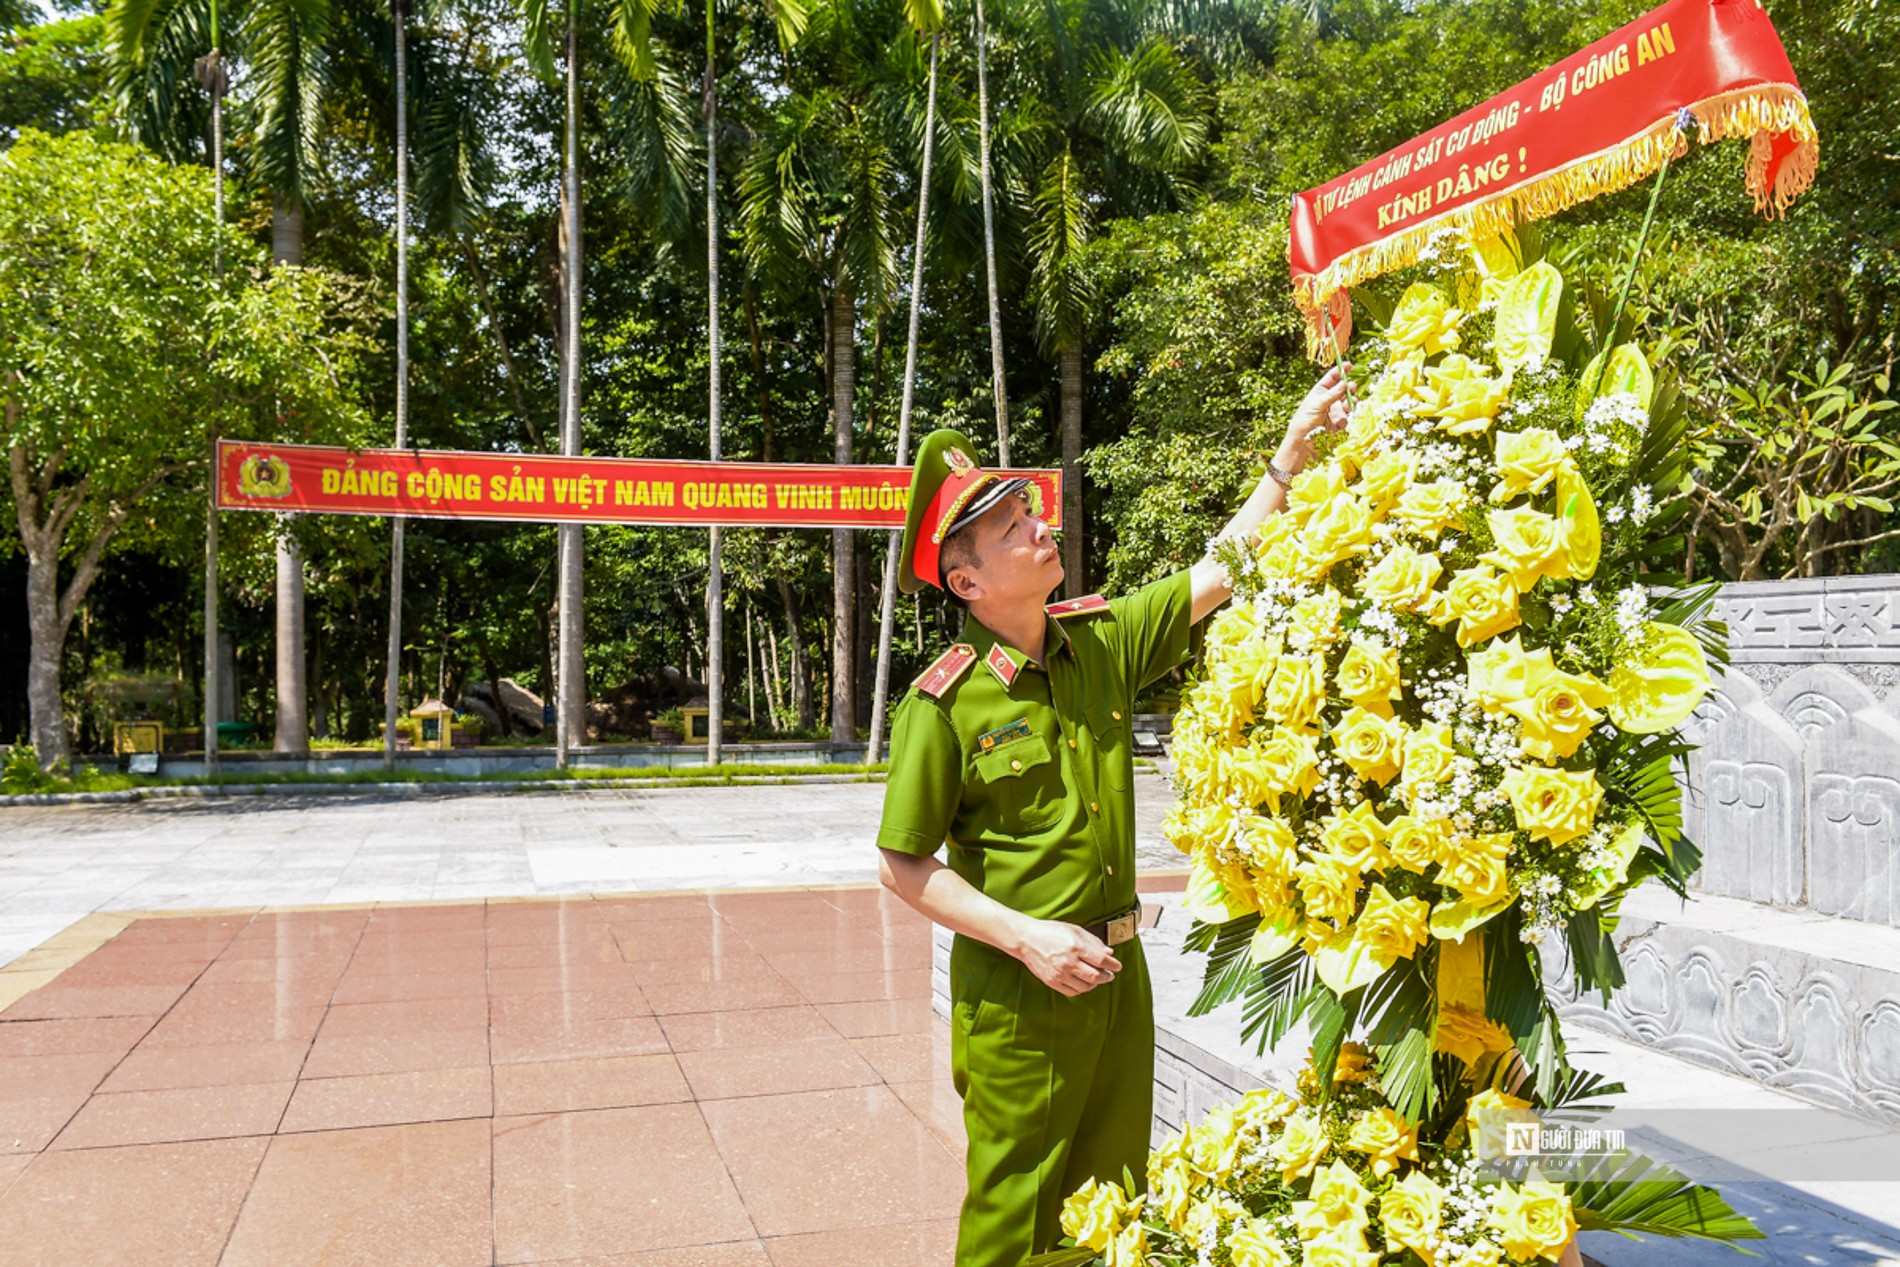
[1295,84,1819,358]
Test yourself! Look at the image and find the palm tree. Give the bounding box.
[740,10,904,746]
[973,0,1008,466]
[1012,1,1209,592]
[700,0,807,764]
[110,0,349,756]
[868,0,945,765]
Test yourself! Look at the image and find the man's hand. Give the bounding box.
[1278,362,1354,474]
[1016,918,1121,996]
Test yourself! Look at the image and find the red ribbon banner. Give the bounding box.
[1288,0,1817,356]
[215,440,1064,531]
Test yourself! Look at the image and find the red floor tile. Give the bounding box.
[0,1136,267,1265]
[219,1119,492,1267]
[492,1105,755,1263]
[491,1053,691,1116]
[0,1017,153,1058]
[700,1085,965,1237]
[49,1080,294,1149]
[99,1038,312,1093]
[676,1038,881,1102]
[279,1066,492,1132]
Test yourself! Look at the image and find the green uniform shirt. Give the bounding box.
[876,570,1204,926]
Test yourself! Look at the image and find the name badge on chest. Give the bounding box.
[976,718,1033,753]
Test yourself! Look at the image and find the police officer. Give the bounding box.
[874,367,1352,1267]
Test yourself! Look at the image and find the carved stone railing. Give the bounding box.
[1684,576,1900,923]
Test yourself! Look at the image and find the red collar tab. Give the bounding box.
[985,643,1020,687]
[1046,594,1110,618]
[912,644,977,698]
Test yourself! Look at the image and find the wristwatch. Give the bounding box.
[1266,458,1296,488]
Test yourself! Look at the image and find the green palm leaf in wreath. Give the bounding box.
[1570,1151,1766,1246]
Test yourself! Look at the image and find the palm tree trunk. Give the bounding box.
[203,55,224,776]
[777,575,813,731]
[703,3,724,765]
[270,200,309,756]
[829,280,856,747]
[974,0,1009,465]
[1059,339,1083,595]
[384,0,411,773]
[868,30,939,763]
[554,11,585,766]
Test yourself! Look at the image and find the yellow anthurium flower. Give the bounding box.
[1555,463,1600,581]
[1608,621,1712,733]
[1491,260,1564,374]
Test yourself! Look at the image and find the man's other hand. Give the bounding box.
[1016,918,1121,996]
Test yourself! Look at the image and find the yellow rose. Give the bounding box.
[1297,853,1362,926]
[1448,1239,1506,1267]
[1256,730,1321,803]
[1335,639,1403,717]
[1380,1171,1448,1258]
[1183,1194,1248,1248]
[1482,506,1570,591]
[1060,1176,1133,1252]
[1335,410,1392,475]
[1236,1087,1299,1132]
[1352,883,1430,967]
[1187,1102,1246,1180]
[1333,1042,1374,1084]
[1355,449,1414,510]
[1256,513,1318,581]
[1299,1236,1381,1267]
[1391,478,1470,539]
[1465,1087,1535,1161]
[1384,813,1446,873]
[1302,495,1376,569]
[1273,1110,1332,1183]
[1508,666,1611,761]
[1386,282,1465,355]
[1486,1179,1578,1262]
[1319,802,1389,870]
[1500,765,1604,846]
[1344,1106,1419,1178]
[1230,1217,1296,1267]
[1436,1003,1514,1065]
[1147,1156,1196,1231]
[1207,603,1259,650]
[1608,621,1713,734]
[1491,429,1573,501]
[1361,543,1444,613]
[1555,463,1600,580]
[1439,564,1521,648]
[1107,1220,1147,1267]
[1438,830,1513,905]
[1289,590,1347,650]
[1292,1160,1373,1242]
[1417,354,1509,435]
[1285,462,1349,527]
[1263,654,1328,733]
[1331,706,1404,786]
[1399,721,1460,789]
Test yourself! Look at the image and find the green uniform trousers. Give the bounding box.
[947,931,1154,1267]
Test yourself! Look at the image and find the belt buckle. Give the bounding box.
[1105,912,1138,947]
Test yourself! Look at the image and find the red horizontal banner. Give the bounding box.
[216,441,1064,531]
[1288,0,1816,355]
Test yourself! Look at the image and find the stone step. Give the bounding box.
[1547,882,1900,1129]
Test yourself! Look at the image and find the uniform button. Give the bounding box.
[1111,710,1122,721]
[1011,759,1022,771]
[1106,865,1115,876]
[1089,801,1099,813]
[1067,738,1077,750]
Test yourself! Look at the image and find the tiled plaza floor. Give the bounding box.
[0,885,976,1266]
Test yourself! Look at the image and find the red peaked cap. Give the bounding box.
[899,428,1032,594]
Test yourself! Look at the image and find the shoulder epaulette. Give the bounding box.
[1046,593,1111,618]
[913,643,977,698]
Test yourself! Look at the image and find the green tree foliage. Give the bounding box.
[0,130,369,764]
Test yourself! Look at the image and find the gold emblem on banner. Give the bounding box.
[237,454,292,500]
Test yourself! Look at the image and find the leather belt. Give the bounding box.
[1084,898,1142,948]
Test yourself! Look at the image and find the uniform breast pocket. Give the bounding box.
[1085,699,1132,791]
[972,733,1065,835]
